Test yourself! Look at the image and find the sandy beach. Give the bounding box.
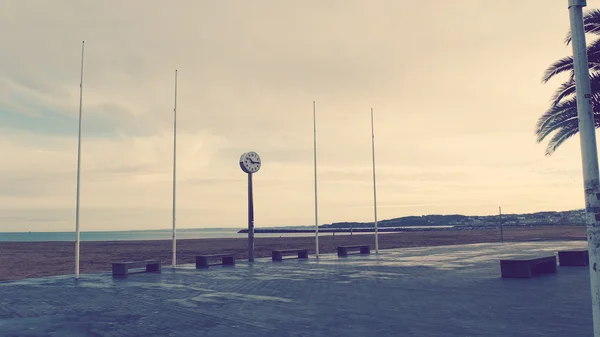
[0,225,586,281]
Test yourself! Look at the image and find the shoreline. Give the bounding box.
[239,223,580,234]
[0,225,586,281]
[0,224,581,243]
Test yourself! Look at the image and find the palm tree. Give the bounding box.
[536,9,600,155]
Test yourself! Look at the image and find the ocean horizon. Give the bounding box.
[0,227,323,242]
[0,226,457,242]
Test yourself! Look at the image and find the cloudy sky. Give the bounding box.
[0,0,593,232]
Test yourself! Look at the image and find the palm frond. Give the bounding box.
[542,114,600,155]
[550,73,600,106]
[536,99,600,155]
[539,9,600,155]
[544,121,580,155]
[537,117,578,143]
[542,56,574,83]
[542,41,600,84]
[536,98,578,141]
[565,9,600,45]
[589,38,600,54]
[545,31,600,84]
[550,80,576,105]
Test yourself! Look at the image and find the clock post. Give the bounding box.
[240,152,261,263]
[247,172,254,262]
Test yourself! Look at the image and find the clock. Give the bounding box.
[240,151,261,174]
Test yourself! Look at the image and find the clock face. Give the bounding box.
[240,151,261,174]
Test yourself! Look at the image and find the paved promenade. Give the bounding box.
[0,241,592,336]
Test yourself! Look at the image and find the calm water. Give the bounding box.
[0,228,319,242]
[0,226,454,242]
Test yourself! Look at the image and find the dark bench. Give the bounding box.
[196,254,235,268]
[337,245,370,257]
[500,256,557,278]
[558,250,589,266]
[112,260,161,276]
[272,249,309,261]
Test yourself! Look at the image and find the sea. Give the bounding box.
[0,226,454,242]
[0,228,332,242]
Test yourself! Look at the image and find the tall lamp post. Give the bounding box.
[567,0,600,334]
[240,151,261,262]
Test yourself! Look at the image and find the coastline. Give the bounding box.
[238,223,562,234]
[0,225,586,281]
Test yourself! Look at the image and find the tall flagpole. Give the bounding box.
[172,70,178,268]
[313,101,319,258]
[371,108,379,253]
[74,40,85,279]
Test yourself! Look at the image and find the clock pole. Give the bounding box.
[248,172,255,262]
[240,151,260,263]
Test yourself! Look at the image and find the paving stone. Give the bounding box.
[0,241,593,336]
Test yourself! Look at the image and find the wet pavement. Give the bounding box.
[0,241,593,336]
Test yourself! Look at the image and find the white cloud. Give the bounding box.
[0,0,591,232]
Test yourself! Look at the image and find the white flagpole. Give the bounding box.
[313,101,319,258]
[371,108,379,253]
[172,70,178,268]
[75,40,85,279]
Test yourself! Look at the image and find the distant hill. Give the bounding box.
[238,209,587,234]
[319,209,586,229]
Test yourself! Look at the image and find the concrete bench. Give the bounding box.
[500,256,557,278]
[196,254,235,268]
[272,249,309,261]
[558,250,589,266]
[112,260,161,276]
[337,245,370,257]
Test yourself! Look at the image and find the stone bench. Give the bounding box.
[112,260,161,276]
[272,249,309,262]
[196,254,235,268]
[500,256,557,278]
[337,245,370,257]
[558,250,589,266]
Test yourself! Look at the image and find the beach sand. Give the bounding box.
[0,225,586,281]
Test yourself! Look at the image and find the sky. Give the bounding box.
[0,0,595,232]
